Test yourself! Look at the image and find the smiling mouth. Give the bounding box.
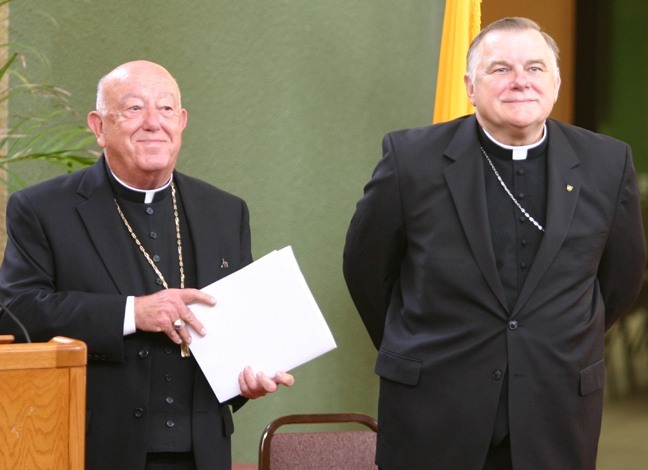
[503,101,539,108]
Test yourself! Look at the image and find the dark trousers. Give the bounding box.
[483,435,512,470]
[145,452,196,470]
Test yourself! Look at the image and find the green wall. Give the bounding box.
[598,0,647,174]
[8,0,444,463]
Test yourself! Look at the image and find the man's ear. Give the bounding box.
[553,72,562,103]
[464,75,476,106]
[87,111,106,148]
[179,108,188,131]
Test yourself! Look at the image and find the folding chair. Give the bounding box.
[258,412,378,469]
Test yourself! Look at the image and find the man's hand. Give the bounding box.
[134,288,215,345]
[238,366,295,399]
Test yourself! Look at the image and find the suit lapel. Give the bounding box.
[75,159,143,294]
[443,117,509,313]
[173,173,223,288]
[512,121,581,315]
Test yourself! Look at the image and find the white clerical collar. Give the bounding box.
[482,125,548,161]
[111,171,173,204]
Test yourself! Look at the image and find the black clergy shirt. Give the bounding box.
[479,125,548,312]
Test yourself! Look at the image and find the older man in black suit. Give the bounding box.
[0,60,293,469]
[344,17,645,469]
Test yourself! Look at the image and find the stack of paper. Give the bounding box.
[188,246,337,401]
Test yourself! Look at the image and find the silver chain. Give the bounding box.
[480,147,544,232]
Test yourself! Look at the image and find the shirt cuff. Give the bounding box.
[123,296,137,336]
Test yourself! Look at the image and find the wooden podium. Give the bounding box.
[0,336,87,469]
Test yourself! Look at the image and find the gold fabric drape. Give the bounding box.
[432,0,481,124]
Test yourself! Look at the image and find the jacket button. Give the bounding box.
[138,349,150,359]
[492,369,503,380]
[166,420,175,428]
[508,320,518,330]
[134,408,145,418]
[165,396,174,405]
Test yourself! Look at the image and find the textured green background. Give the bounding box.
[8,0,444,463]
[598,0,647,174]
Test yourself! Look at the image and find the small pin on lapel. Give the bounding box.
[566,184,574,192]
[220,258,229,268]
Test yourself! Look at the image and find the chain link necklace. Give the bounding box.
[480,146,545,232]
[114,181,190,357]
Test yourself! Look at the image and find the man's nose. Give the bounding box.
[510,70,530,89]
[142,108,161,129]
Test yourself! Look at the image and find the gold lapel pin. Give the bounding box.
[566,184,574,192]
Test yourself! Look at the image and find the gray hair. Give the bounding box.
[95,74,110,116]
[465,17,560,84]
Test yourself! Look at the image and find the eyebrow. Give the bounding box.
[486,60,511,70]
[486,59,548,70]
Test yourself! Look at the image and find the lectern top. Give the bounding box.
[0,336,87,371]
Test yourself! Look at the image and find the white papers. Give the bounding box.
[188,246,337,401]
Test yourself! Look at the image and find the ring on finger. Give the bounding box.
[173,319,183,331]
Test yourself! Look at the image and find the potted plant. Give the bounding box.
[0,51,98,191]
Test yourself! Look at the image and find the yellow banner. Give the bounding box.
[432,0,481,123]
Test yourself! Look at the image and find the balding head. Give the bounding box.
[96,60,182,116]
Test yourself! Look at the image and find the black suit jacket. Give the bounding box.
[343,115,646,469]
[0,158,252,469]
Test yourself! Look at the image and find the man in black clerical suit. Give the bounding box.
[0,60,294,469]
[343,17,646,469]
